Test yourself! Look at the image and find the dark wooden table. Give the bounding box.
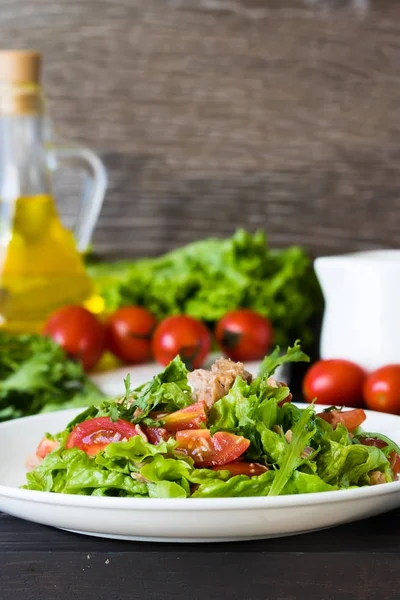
[1,506,400,599]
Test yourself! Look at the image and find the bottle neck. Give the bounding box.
[0,84,51,201]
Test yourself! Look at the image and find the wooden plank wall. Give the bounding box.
[1,0,399,258]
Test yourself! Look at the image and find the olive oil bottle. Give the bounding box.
[0,51,107,332]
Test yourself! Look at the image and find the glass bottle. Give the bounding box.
[0,50,107,332]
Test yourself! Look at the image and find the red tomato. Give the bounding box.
[161,401,207,432]
[66,417,140,456]
[36,437,60,459]
[215,309,273,362]
[212,462,269,477]
[152,315,211,369]
[363,365,400,415]
[389,451,400,477]
[175,429,250,467]
[317,408,366,431]
[303,359,366,408]
[144,426,171,445]
[43,306,105,371]
[105,306,157,364]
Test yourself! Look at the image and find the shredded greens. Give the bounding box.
[0,332,105,421]
[87,229,322,348]
[23,346,399,498]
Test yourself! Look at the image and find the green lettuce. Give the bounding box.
[317,441,392,486]
[0,332,105,422]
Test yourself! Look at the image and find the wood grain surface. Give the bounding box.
[1,508,400,600]
[0,0,399,257]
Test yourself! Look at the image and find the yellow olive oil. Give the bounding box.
[0,194,95,332]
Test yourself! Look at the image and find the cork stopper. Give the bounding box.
[0,50,42,114]
[0,50,41,84]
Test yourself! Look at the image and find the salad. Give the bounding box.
[24,343,400,498]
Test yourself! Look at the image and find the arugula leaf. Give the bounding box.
[124,356,191,419]
[268,405,317,496]
[258,340,310,379]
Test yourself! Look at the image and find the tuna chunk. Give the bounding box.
[369,470,386,486]
[188,358,252,408]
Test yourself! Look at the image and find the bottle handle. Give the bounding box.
[47,145,107,252]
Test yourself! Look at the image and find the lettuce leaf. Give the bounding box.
[0,332,105,422]
[317,441,392,486]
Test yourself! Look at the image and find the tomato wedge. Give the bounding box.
[36,437,60,459]
[161,401,207,432]
[175,429,250,467]
[144,426,171,445]
[212,462,268,477]
[66,417,140,456]
[317,408,366,432]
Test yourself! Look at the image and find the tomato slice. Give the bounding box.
[317,408,366,431]
[36,437,60,459]
[212,462,268,477]
[161,401,207,432]
[66,417,140,456]
[175,429,250,467]
[389,451,400,477]
[144,426,171,445]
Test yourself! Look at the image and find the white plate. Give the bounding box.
[0,408,399,543]
[90,356,288,397]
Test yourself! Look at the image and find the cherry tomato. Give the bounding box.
[106,306,157,364]
[152,315,211,369]
[66,417,140,456]
[215,309,273,362]
[363,365,400,415]
[175,429,250,467]
[317,408,366,431]
[36,437,60,459]
[212,462,269,477]
[303,359,366,407]
[43,305,105,371]
[161,401,207,432]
